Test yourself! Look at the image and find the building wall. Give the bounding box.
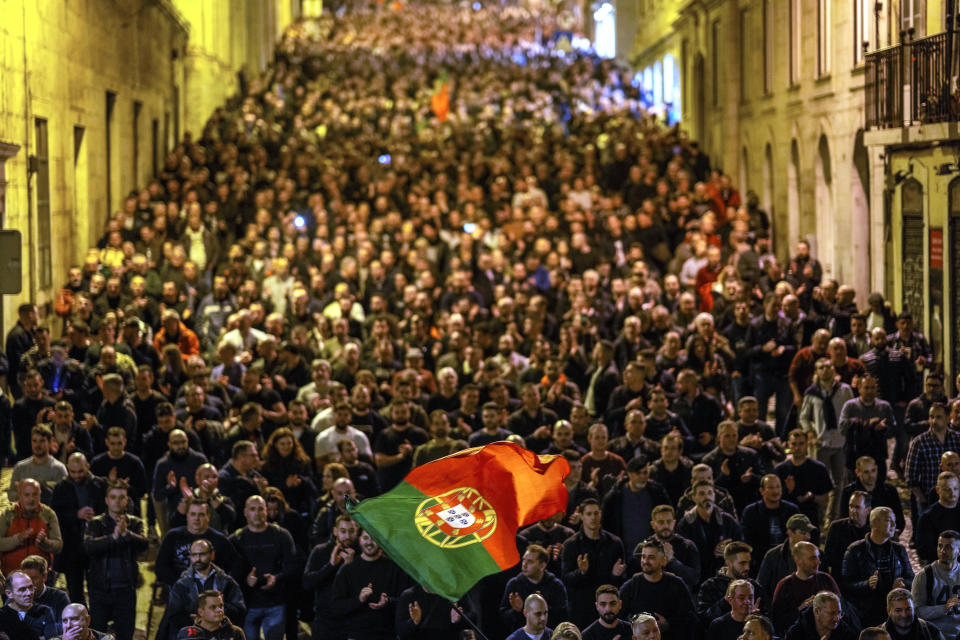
[631,0,886,305]
[0,0,295,337]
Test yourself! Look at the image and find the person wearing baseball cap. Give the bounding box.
[756,514,814,605]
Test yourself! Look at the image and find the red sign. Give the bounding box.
[931,229,943,269]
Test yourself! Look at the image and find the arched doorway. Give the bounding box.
[814,135,833,277]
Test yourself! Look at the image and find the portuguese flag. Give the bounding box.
[347,441,570,602]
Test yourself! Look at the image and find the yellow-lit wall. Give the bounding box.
[0,0,296,337]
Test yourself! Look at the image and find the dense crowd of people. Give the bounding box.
[0,3,956,640]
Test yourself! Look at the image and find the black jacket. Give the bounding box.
[839,479,905,532]
[600,478,671,544]
[675,507,743,582]
[0,603,55,640]
[882,617,945,640]
[50,474,107,567]
[740,499,800,563]
[842,535,914,625]
[697,569,764,624]
[784,605,859,640]
[560,529,626,627]
[619,571,696,640]
[823,517,868,577]
[176,619,245,639]
[82,512,148,588]
[158,563,246,640]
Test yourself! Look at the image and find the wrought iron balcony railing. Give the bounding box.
[865,30,960,129]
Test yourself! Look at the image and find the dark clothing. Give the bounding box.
[740,499,800,563]
[500,571,569,630]
[152,448,209,511]
[707,612,749,640]
[176,620,247,640]
[619,571,696,640]
[676,507,743,581]
[217,462,262,513]
[395,584,466,640]
[774,457,834,524]
[784,605,859,640]
[582,619,634,640]
[519,522,575,577]
[0,603,55,640]
[916,502,960,565]
[703,445,763,514]
[838,479,906,532]
[229,524,298,609]
[155,526,240,586]
[600,478,671,556]
[823,517,869,577]
[697,570,764,624]
[373,425,429,491]
[882,617,945,640]
[842,535,915,625]
[345,461,381,498]
[50,474,107,601]
[757,542,796,606]
[82,512,148,588]
[330,554,410,640]
[90,452,147,503]
[560,529,626,627]
[159,564,246,640]
[35,586,69,620]
[303,539,357,639]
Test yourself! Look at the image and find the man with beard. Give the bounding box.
[676,480,742,581]
[582,585,632,640]
[412,410,467,467]
[156,499,239,587]
[330,529,410,640]
[648,505,700,590]
[152,429,208,536]
[560,498,627,628]
[912,530,960,638]
[169,463,235,532]
[373,401,429,491]
[697,542,762,626]
[839,456,904,534]
[619,540,696,640]
[303,514,359,640]
[158,538,246,640]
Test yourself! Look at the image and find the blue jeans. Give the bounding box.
[244,604,286,640]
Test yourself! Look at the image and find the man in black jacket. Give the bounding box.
[156,499,239,587]
[601,455,671,558]
[841,506,914,626]
[784,591,858,640]
[560,498,627,628]
[50,452,106,605]
[740,474,800,566]
[176,590,246,640]
[648,504,700,589]
[697,541,763,625]
[158,538,246,640]
[230,495,297,640]
[703,421,763,515]
[839,456,905,534]
[303,514,359,640]
[915,472,960,565]
[676,480,743,581]
[82,480,148,640]
[0,570,56,640]
[824,490,870,577]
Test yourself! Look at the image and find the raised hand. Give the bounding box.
[247,567,258,588]
[359,583,374,603]
[369,592,389,609]
[612,557,626,576]
[509,591,523,612]
[409,601,422,624]
[577,553,590,573]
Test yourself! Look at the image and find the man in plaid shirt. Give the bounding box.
[905,403,960,531]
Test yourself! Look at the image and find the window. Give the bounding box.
[901,0,925,38]
[790,0,801,84]
[854,0,873,65]
[35,118,51,289]
[763,0,774,94]
[818,0,832,77]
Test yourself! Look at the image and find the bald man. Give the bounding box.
[506,593,551,640]
[0,478,63,575]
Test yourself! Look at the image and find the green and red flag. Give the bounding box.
[346,441,570,602]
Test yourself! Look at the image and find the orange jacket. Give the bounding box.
[154,321,201,361]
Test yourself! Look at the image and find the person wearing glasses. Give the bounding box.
[784,591,857,640]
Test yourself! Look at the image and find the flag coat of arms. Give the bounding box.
[347,441,570,601]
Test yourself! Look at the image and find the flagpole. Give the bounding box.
[452,603,491,640]
[346,496,492,640]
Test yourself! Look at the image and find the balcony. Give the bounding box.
[865,30,960,130]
